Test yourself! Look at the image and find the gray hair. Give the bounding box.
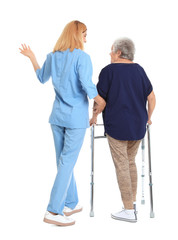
[112,37,135,61]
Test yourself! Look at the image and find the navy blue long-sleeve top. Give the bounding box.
[97,63,153,140]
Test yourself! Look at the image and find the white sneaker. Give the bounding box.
[44,211,75,226]
[111,209,137,223]
[63,204,83,216]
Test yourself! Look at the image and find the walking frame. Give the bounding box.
[90,124,155,218]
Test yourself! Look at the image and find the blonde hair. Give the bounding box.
[53,20,87,52]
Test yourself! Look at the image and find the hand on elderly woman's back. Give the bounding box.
[94,101,106,114]
[94,95,106,113]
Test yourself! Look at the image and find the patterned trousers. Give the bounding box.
[107,134,141,209]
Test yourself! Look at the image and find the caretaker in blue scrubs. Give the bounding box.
[19,20,106,226]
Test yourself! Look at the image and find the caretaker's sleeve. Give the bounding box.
[77,52,98,99]
[36,53,52,84]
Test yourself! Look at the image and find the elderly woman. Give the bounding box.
[90,37,156,223]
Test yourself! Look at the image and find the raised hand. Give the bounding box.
[19,44,35,59]
[19,44,40,71]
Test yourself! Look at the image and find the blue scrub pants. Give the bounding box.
[47,124,86,215]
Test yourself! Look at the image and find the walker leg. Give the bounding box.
[90,125,95,217]
[141,137,145,205]
[147,124,155,218]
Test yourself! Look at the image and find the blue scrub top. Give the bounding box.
[97,63,153,140]
[36,48,98,128]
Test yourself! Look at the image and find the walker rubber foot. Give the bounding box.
[150,212,155,218]
[90,211,94,217]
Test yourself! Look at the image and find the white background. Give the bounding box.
[0,0,178,239]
